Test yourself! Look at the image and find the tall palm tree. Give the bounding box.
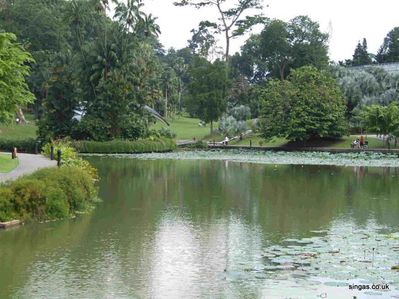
[137,14,161,38]
[114,0,144,32]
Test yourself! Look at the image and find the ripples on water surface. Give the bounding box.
[0,154,398,298]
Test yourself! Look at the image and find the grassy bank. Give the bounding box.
[0,122,37,140]
[0,166,98,222]
[152,116,218,140]
[0,155,19,173]
[74,138,176,154]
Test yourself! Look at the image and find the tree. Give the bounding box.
[241,16,329,81]
[333,66,399,120]
[0,33,35,123]
[174,0,265,60]
[352,38,372,66]
[361,103,399,146]
[260,66,347,141]
[188,22,220,59]
[187,58,229,133]
[376,27,399,63]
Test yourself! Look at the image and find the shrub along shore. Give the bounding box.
[0,137,176,154]
[0,141,99,224]
[73,138,176,154]
[0,166,98,223]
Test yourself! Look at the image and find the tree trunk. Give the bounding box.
[279,61,286,81]
[164,87,168,118]
[178,81,182,113]
[225,33,230,61]
[210,120,213,135]
[16,107,28,124]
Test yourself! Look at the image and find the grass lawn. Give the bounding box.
[0,154,19,173]
[0,122,37,140]
[327,135,387,149]
[152,116,219,140]
[151,116,392,150]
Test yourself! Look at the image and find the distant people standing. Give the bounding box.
[360,135,365,148]
[223,136,229,145]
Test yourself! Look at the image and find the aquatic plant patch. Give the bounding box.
[120,150,399,168]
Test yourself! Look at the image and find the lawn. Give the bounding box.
[0,122,37,140]
[0,154,19,173]
[152,116,219,140]
[151,116,392,149]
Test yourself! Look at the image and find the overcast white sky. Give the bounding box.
[139,0,399,62]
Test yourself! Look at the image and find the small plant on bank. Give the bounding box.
[42,139,98,179]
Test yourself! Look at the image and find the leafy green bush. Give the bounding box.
[42,139,98,179]
[158,127,177,139]
[0,138,39,153]
[0,166,98,222]
[73,138,176,154]
[42,139,77,160]
[184,140,209,149]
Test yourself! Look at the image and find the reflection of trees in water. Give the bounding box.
[91,157,399,238]
[0,214,94,298]
[2,158,398,298]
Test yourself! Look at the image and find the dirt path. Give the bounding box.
[0,153,57,184]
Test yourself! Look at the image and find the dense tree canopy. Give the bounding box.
[0,33,34,122]
[0,0,166,141]
[361,103,399,145]
[352,38,373,66]
[260,66,347,141]
[238,16,329,81]
[333,66,399,120]
[187,58,229,133]
[376,27,399,63]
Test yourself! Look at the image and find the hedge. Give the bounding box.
[73,138,176,154]
[0,166,98,222]
[0,138,39,153]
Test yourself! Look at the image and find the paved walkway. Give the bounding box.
[0,153,57,183]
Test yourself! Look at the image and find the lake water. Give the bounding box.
[0,152,399,298]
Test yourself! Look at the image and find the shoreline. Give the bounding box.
[207,145,399,154]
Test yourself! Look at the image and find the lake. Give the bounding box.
[0,152,399,298]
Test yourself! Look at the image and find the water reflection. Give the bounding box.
[0,158,398,298]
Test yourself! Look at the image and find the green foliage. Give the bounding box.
[157,127,177,139]
[1,0,168,142]
[187,58,229,133]
[0,166,98,222]
[0,154,19,173]
[240,16,329,81]
[376,27,399,63]
[351,38,373,66]
[0,138,38,153]
[174,0,265,59]
[0,33,35,122]
[184,140,209,149]
[333,66,399,120]
[42,139,77,160]
[73,138,176,154]
[361,103,399,143]
[42,139,98,179]
[260,66,348,141]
